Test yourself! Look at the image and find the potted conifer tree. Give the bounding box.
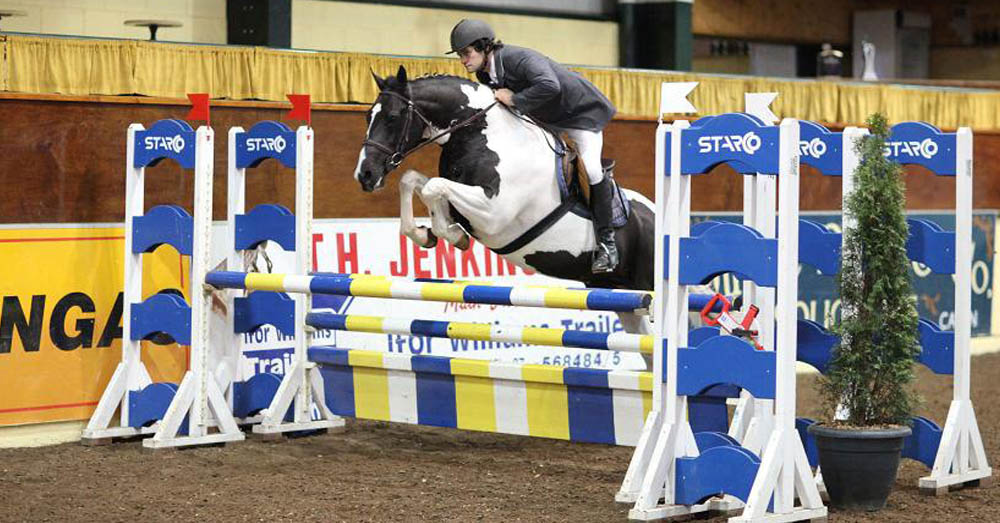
[807,113,920,511]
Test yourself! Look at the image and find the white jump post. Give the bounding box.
[622,101,825,520]
[728,93,778,454]
[919,126,991,492]
[225,122,344,436]
[83,120,243,448]
[617,82,699,501]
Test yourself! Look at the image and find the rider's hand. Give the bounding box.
[495,88,515,107]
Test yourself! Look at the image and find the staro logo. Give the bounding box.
[884,138,938,159]
[143,135,186,154]
[799,137,827,158]
[246,136,287,153]
[698,132,762,155]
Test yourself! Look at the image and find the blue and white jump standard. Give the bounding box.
[791,120,991,494]
[82,120,245,448]
[224,121,344,436]
[619,113,827,521]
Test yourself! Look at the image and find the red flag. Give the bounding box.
[287,94,311,127]
[186,93,210,126]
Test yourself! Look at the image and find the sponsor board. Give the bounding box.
[0,226,189,425]
[699,212,996,335]
[225,218,647,371]
[1,212,994,425]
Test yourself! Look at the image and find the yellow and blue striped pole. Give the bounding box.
[306,312,654,354]
[207,270,653,312]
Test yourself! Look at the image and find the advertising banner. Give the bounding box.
[228,218,645,373]
[701,212,996,335]
[1,211,994,426]
[0,226,189,425]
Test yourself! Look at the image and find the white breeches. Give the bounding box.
[557,128,605,185]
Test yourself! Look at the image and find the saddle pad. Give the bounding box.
[555,139,630,229]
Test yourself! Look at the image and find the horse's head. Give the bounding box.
[354,66,428,192]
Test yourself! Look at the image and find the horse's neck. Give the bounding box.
[441,108,555,166]
[419,80,558,191]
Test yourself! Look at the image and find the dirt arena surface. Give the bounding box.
[2,352,998,522]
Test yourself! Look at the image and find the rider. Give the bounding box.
[448,19,619,274]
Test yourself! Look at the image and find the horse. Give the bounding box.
[353,66,655,334]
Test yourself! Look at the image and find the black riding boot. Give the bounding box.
[590,175,619,273]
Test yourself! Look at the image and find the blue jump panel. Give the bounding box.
[676,222,778,286]
[917,318,955,375]
[130,292,191,345]
[235,204,295,251]
[677,336,776,400]
[902,416,943,469]
[674,445,762,505]
[563,367,616,444]
[127,382,184,432]
[799,219,841,276]
[234,291,296,337]
[235,120,298,169]
[795,418,820,468]
[886,121,958,176]
[232,373,285,419]
[132,205,193,255]
[311,348,357,418]
[671,113,782,175]
[797,319,836,374]
[906,219,956,274]
[798,120,843,175]
[133,119,196,169]
[411,355,459,428]
[694,431,740,453]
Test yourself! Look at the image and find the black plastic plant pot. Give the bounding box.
[807,424,912,511]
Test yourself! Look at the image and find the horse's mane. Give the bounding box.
[383,73,477,90]
[414,73,469,82]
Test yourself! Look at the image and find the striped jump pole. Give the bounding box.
[305,313,654,354]
[207,271,731,313]
[207,271,653,313]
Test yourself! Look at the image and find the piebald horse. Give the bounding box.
[353,66,655,333]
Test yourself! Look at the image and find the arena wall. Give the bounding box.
[1,94,999,226]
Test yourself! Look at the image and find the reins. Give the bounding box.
[363,86,498,171]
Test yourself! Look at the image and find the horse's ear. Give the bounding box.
[371,68,388,91]
[396,65,408,85]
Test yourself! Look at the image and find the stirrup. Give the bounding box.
[591,242,619,274]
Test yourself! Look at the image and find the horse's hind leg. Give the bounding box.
[399,169,437,248]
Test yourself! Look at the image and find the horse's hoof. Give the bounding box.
[421,229,438,248]
[455,236,470,250]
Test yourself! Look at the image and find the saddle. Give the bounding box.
[558,134,630,228]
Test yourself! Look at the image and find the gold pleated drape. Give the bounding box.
[4,35,1000,130]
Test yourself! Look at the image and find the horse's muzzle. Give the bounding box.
[357,168,386,192]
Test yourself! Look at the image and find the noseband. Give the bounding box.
[363,86,498,172]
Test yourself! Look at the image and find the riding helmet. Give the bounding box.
[448,19,495,54]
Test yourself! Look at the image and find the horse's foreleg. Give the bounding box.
[399,169,437,248]
[420,178,476,250]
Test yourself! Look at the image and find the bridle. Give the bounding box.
[362,86,498,171]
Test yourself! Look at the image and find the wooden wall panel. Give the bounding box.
[0,97,997,227]
[692,0,1000,47]
[693,0,852,45]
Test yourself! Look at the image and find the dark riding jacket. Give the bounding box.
[475,45,616,132]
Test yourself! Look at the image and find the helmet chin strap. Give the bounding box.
[478,51,492,75]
